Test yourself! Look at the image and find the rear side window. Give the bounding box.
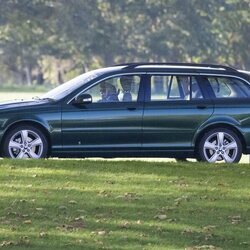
[150,75,203,101]
[208,77,250,98]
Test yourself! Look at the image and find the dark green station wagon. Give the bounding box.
[1,63,250,163]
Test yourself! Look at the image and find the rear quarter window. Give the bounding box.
[207,77,250,99]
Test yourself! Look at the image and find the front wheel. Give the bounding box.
[3,125,48,159]
[198,128,242,163]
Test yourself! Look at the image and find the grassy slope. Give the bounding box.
[0,159,249,250]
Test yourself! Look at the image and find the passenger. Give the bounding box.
[192,81,203,99]
[178,76,190,100]
[119,76,133,102]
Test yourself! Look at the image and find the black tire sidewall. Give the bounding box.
[3,125,48,158]
[198,128,242,163]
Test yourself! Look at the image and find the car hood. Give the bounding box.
[0,99,47,110]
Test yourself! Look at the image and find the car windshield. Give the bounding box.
[40,68,109,100]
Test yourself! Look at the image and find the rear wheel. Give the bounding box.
[3,125,48,159]
[198,128,242,163]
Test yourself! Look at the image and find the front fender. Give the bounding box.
[0,109,62,150]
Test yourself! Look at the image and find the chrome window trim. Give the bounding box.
[67,72,146,104]
[238,70,250,75]
[146,72,250,85]
[199,73,250,86]
[146,72,202,102]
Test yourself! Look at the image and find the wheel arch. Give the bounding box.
[0,120,51,157]
[194,123,247,155]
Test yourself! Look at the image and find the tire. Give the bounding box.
[3,125,48,159]
[198,128,242,163]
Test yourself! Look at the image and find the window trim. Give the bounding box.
[67,72,250,104]
[67,72,146,104]
[147,74,203,102]
[199,73,250,84]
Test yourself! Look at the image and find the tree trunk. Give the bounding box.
[24,64,32,86]
[36,66,44,85]
[103,53,114,67]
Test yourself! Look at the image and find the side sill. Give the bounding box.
[51,149,195,159]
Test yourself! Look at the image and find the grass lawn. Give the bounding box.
[0,92,43,102]
[0,160,249,250]
[0,85,49,102]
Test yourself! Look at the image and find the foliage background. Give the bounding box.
[0,0,249,87]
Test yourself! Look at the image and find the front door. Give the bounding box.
[61,74,144,155]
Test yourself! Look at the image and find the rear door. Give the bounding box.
[142,74,214,151]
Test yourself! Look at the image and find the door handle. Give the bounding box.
[196,105,207,109]
[127,107,137,111]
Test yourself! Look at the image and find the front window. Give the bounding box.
[83,75,141,103]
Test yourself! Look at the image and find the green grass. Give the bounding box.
[0,92,43,102]
[0,84,50,93]
[0,159,249,250]
[0,86,48,102]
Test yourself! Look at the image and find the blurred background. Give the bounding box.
[0,0,249,99]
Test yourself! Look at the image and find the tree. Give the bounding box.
[0,0,249,86]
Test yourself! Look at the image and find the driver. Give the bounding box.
[99,81,119,102]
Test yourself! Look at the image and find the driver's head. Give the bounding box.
[100,82,116,97]
[100,82,107,98]
[106,83,117,95]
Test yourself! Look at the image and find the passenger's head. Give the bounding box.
[120,76,133,91]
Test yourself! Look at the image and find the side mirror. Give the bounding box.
[73,94,92,105]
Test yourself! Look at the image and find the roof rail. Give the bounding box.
[117,62,237,72]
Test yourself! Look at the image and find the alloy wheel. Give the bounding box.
[203,131,238,163]
[8,129,44,159]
